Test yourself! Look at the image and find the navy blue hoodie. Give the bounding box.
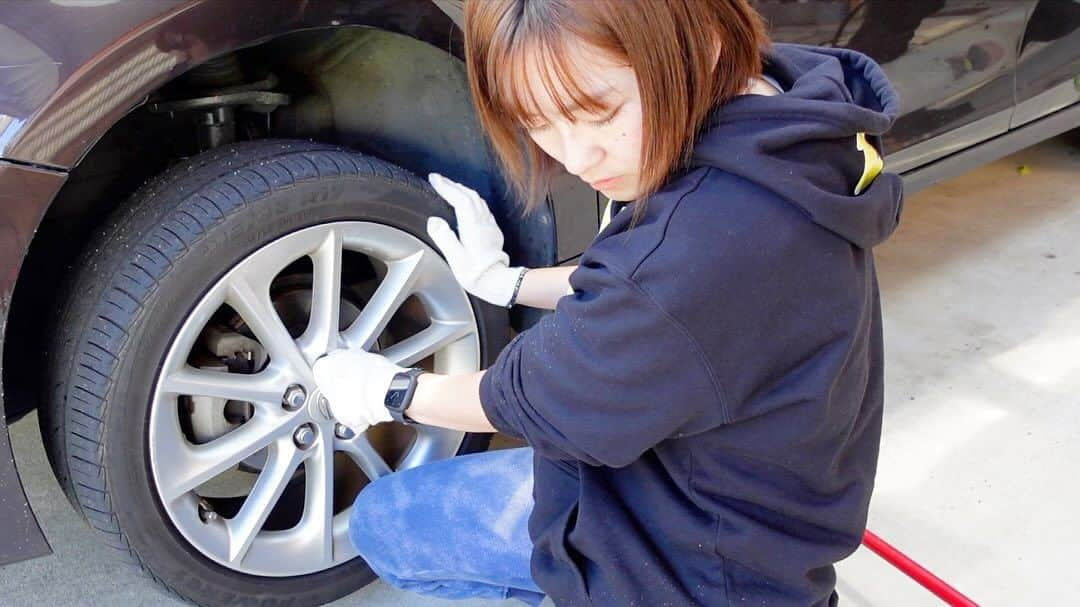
[479,43,902,607]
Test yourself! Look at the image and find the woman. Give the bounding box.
[313,0,903,605]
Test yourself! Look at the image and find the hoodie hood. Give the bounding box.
[690,43,903,248]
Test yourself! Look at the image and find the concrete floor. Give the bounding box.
[836,135,1080,606]
[1,136,1077,606]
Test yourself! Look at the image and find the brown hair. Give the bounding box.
[463,0,769,228]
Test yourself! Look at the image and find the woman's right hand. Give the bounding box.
[426,173,528,308]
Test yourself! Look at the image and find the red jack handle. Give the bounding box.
[861,529,979,606]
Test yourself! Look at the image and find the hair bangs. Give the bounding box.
[492,27,616,130]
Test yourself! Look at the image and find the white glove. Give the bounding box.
[426,173,528,308]
[312,348,403,430]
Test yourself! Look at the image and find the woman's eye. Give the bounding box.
[592,107,620,127]
[523,105,618,131]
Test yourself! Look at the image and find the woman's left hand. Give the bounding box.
[426,173,528,308]
[312,348,404,430]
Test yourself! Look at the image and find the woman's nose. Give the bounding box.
[560,133,602,179]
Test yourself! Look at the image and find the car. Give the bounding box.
[0,0,1076,605]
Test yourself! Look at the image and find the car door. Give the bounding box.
[754,0,1029,173]
[1011,0,1080,128]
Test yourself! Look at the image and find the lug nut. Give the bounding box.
[293,424,317,449]
[198,500,219,523]
[334,423,355,440]
[282,384,306,411]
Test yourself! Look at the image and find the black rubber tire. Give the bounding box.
[39,139,507,606]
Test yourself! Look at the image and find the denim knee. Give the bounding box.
[348,476,401,575]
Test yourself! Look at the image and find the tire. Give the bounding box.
[39,139,508,606]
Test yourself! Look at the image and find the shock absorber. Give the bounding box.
[147,54,289,150]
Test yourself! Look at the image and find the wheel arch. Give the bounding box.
[3,2,557,423]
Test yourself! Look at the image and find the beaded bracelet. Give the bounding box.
[506,267,529,308]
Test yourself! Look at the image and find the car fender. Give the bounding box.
[0,0,557,567]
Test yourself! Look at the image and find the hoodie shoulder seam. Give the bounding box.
[627,168,711,279]
[617,269,732,424]
[626,167,730,423]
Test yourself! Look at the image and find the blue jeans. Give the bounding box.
[348,446,547,606]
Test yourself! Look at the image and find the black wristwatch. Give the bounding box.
[384,367,426,425]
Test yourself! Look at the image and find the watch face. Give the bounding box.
[385,369,422,419]
[386,389,406,409]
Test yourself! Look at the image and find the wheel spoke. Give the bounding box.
[157,415,290,502]
[341,250,425,351]
[291,430,335,566]
[227,273,310,379]
[297,228,343,362]
[380,318,474,367]
[397,426,467,471]
[337,432,393,480]
[150,221,483,577]
[226,439,306,564]
[160,365,284,404]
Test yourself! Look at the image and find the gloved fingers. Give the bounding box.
[312,349,346,385]
[313,350,360,397]
[428,173,478,228]
[431,172,485,207]
[466,200,506,252]
[453,179,493,223]
[448,178,504,245]
[428,173,502,251]
[459,182,497,225]
[427,214,506,276]
[426,216,469,270]
[429,222,507,289]
[313,366,355,424]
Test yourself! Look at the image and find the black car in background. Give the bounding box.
[0,1,1076,605]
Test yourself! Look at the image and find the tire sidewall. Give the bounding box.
[103,166,506,603]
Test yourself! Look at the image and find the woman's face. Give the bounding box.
[519,39,644,202]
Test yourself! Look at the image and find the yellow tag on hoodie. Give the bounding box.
[854,132,883,195]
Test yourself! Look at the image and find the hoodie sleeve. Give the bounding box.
[479,258,726,468]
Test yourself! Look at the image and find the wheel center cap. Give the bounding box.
[308,389,333,422]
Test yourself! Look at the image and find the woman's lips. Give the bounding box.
[590,175,620,189]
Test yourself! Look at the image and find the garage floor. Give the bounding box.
[1,136,1077,606]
